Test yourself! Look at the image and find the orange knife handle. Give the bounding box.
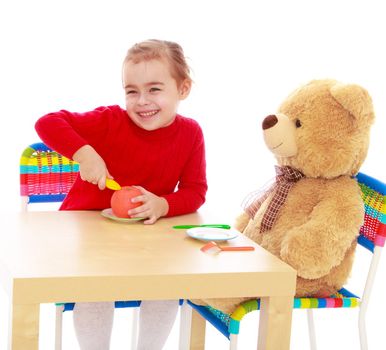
[221,246,255,251]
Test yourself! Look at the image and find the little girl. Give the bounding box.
[35,39,207,349]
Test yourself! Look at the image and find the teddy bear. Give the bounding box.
[197,79,375,314]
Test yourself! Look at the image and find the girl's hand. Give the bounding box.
[73,145,110,190]
[128,186,169,225]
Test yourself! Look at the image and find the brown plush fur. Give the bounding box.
[196,80,374,314]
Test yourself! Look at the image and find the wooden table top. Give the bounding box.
[0,209,296,304]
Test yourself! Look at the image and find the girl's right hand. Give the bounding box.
[73,145,110,190]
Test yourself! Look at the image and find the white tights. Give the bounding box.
[73,300,179,350]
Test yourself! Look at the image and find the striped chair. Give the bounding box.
[20,142,140,350]
[185,172,386,350]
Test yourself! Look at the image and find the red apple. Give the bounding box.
[111,186,143,218]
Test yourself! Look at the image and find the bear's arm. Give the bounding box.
[280,178,364,279]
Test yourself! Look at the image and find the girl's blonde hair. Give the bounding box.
[123,39,192,85]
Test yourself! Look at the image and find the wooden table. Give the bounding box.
[0,209,296,349]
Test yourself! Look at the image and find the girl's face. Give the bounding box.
[123,58,191,131]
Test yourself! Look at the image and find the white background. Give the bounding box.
[0,0,385,349]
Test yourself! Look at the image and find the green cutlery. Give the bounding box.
[172,224,231,229]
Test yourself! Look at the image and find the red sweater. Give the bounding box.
[35,105,207,216]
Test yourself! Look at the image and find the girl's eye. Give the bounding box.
[126,90,137,95]
[295,119,302,128]
[150,87,161,92]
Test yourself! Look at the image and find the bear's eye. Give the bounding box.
[295,119,302,128]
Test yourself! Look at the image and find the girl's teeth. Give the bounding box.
[139,111,158,117]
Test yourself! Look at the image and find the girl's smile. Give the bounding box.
[136,109,161,119]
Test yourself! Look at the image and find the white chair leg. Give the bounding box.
[229,334,238,350]
[358,307,368,350]
[55,304,64,350]
[130,307,140,350]
[357,247,381,350]
[307,309,317,350]
[179,300,193,350]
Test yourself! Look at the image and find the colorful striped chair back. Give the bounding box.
[20,142,79,206]
[185,172,386,350]
[356,172,386,251]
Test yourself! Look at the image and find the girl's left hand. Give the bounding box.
[128,186,169,225]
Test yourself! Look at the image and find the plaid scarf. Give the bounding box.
[244,166,305,233]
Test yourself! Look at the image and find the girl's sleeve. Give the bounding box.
[35,106,117,159]
[162,125,208,217]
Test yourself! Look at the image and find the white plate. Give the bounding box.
[186,227,239,242]
[101,208,144,223]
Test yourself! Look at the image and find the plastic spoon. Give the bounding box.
[200,241,255,253]
[105,178,122,191]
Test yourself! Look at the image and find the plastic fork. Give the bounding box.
[173,224,231,229]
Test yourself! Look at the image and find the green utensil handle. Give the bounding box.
[172,224,231,229]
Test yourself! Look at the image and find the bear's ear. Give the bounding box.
[330,83,375,126]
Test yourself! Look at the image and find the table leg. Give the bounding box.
[189,308,206,350]
[257,296,293,350]
[8,303,39,350]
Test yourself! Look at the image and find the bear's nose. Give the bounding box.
[262,114,278,130]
